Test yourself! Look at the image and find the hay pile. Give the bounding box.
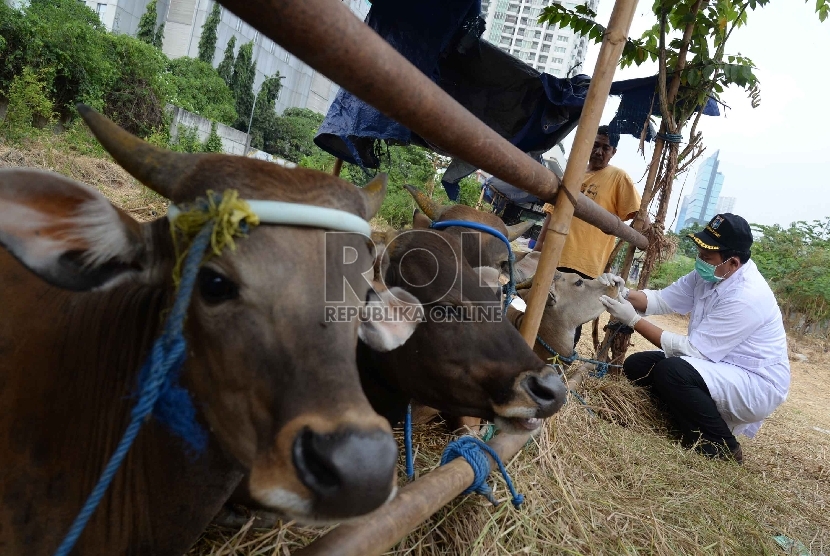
[191,313,829,555]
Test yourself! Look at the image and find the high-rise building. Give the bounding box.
[674,150,725,232]
[80,0,371,115]
[480,0,598,77]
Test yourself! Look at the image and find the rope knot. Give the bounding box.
[440,436,524,509]
[170,189,260,286]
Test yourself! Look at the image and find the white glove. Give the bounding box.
[597,273,629,299]
[600,294,641,327]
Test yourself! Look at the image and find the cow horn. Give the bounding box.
[360,173,388,219]
[403,183,444,221]
[515,277,535,290]
[77,104,206,201]
[506,220,535,241]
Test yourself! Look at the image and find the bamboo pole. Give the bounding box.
[215,0,647,250]
[295,432,531,556]
[519,0,640,347]
[332,157,343,176]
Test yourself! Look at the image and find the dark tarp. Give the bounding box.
[314,0,720,200]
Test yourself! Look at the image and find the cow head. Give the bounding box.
[513,252,620,356]
[0,107,423,522]
[361,212,566,434]
[404,184,533,270]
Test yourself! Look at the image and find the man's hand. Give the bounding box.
[600,294,641,327]
[597,273,629,299]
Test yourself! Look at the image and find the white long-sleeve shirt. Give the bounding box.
[642,260,790,436]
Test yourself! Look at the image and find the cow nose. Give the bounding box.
[523,369,567,417]
[292,426,398,518]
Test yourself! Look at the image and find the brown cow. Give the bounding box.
[0,108,422,555]
[404,184,533,270]
[357,212,567,432]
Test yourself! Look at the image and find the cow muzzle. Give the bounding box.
[248,415,397,522]
[492,366,567,433]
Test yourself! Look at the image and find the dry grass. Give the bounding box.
[0,138,167,222]
[5,138,827,554]
[190,314,830,556]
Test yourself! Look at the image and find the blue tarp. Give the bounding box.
[315,0,720,200]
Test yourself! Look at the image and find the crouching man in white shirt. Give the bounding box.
[598,213,790,464]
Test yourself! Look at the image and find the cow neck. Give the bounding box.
[1,218,240,554]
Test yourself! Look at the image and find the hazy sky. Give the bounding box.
[562,1,830,228]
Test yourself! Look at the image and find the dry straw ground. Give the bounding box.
[4,141,827,555]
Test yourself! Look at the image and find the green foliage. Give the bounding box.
[203,121,224,153]
[752,218,830,325]
[264,107,322,161]
[167,57,237,125]
[168,124,204,153]
[249,74,283,151]
[102,33,170,137]
[217,36,236,87]
[137,0,160,46]
[649,254,695,290]
[230,41,256,131]
[675,222,703,258]
[1,66,54,141]
[0,0,116,115]
[153,22,165,49]
[198,3,221,64]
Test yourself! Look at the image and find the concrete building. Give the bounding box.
[80,0,371,115]
[674,150,726,232]
[480,0,598,77]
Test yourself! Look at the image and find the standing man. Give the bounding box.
[600,214,790,463]
[534,125,642,346]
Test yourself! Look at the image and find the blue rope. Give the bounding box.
[404,404,415,481]
[53,224,213,556]
[429,220,517,310]
[535,334,621,378]
[441,436,524,509]
[657,132,683,144]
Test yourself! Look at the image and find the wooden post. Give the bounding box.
[332,157,343,176]
[295,432,531,556]
[519,0,640,347]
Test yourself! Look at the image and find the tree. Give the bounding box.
[216,35,236,87]
[136,0,160,46]
[248,74,283,150]
[263,107,322,161]
[230,41,256,131]
[153,21,165,49]
[675,222,703,259]
[203,121,224,153]
[167,57,237,125]
[198,2,221,64]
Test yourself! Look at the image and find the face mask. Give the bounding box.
[695,256,731,283]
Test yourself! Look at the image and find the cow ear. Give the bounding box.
[412,210,432,229]
[0,169,145,291]
[359,286,424,352]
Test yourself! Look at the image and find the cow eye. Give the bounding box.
[198,268,239,304]
[575,279,584,287]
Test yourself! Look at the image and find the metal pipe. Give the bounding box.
[214,0,647,249]
[295,432,531,556]
[519,0,640,346]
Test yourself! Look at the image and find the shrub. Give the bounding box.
[648,254,695,290]
[203,122,224,153]
[1,67,54,141]
[167,57,237,125]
